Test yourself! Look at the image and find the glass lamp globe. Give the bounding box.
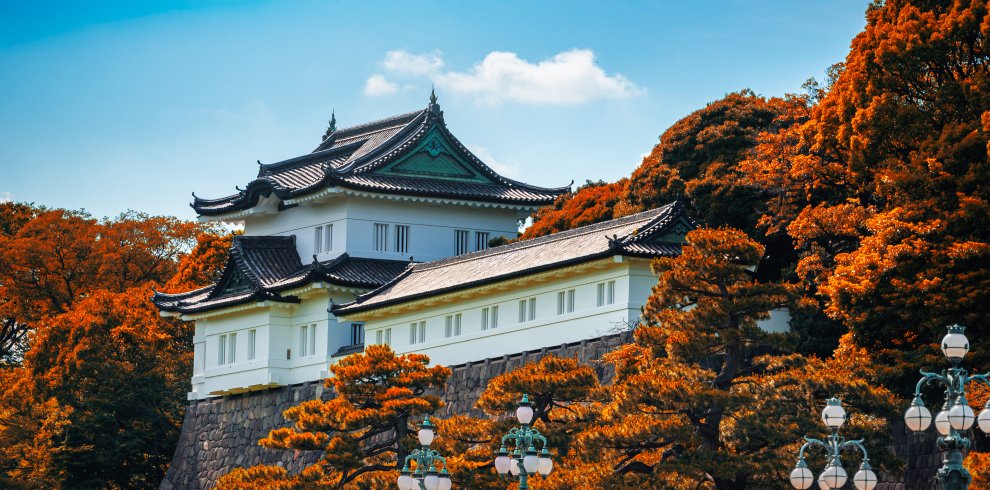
[538,448,553,475]
[934,408,951,436]
[789,460,814,490]
[523,448,540,474]
[978,404,990,433]
[438,471,452,490]
[397,469,414,490]
[509,458,520,476]
[941,324,969,361]
[418,417,436,446]
[516,394,535,425]
[904,397,932,432]
[853,465,878,490]
[948,398,976,431]
[822,398,847,430]
[423,470,440,490]
[494,448,511,474]
[818,464,848,489]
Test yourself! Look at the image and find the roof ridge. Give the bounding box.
[331,109,425,140]
[414,203,676,272]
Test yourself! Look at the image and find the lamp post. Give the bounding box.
[789,398,879,490]
[903,325,990,490]
[397,416,453,490]
[493,394,553,489]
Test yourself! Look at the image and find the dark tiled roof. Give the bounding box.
[334,202,692,316]
[152,236,409,315]
[191,102,568,216]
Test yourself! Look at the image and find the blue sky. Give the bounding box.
[0,1,868,220]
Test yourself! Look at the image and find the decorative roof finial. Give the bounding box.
[430,86,438,106]
[328,109,336,133]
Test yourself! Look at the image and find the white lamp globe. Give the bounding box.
[948,398,976,431]
[509,458,520,476]
[523,449,540,474]
[853,467,878,490]
[818,464,848,489]
[941,325,969,361]
[423,471,440,490]
[516,394,535,425]
[538,449,553,475]
[935,409,951,436]
[822,398,847,430]
[904,398,932,432]
[978,405,990,433]
[397,472,414,490]
[494,449,510,474]
[438,472,452,490]
[418,417,436,446]
[789,462,814,489]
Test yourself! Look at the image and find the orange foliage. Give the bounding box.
[218,345,450,490]
[522,179,634,239]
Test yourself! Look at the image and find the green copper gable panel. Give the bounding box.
[376,126,492,183]
[218,267,254,296]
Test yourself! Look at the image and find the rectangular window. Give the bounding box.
[374,223,388,252]
[308,324,316,356]
[481,307,489,330]
[248,329,257,360]
[218,334,227,365]
[350,323,364,346]
[475,231,490,251]
[299,325,309,357]
[490,306,499,329]
[567,289,576,313]
[228,333,236,363]
[596,283,606,307]
[418,321,425,343]
[455,230,469,255]
[519,298,536,322]
[557,290,575,315]
[314,226,323,254]
[607,280,615,305]
[557,291,565,315]
[375,328,391,346]
[443,315,462,337]
[411,322,419,344]
[518,300,527,323]
[324,225,332,252]
[528,298,536,321]
[395,225,410,254]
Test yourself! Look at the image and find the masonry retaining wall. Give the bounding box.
[160,332,948,489]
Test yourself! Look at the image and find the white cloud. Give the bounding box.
[364,74,399,96]
[383,50,444,77]
[0,192,12,203]
[467,145,519,178]
[373,49,644,105]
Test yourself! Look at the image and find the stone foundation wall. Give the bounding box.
[160,332,948,489]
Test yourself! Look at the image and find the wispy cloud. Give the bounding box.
[364,74,399,96]
[466,145,519,178]
[383,50,444,77]
[364,49,644,105]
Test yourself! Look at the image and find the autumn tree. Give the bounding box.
[560,228,896,489]
[521,179,636,240]
[0,205,228,488]
[217,345,450,489]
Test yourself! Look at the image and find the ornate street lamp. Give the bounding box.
[903,325,990,490]
[493,394,553,489]
[789,398,878,490]
[397,416,453,490]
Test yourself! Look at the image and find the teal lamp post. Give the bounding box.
[397,416,453,490]
[903,325,990,490]
[493,394,553,489]
[789,398,878,490]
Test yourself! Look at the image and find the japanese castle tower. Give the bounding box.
[154,94,695,400]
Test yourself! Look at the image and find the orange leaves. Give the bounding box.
[231,346,451,489]
[522,179,634,240]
